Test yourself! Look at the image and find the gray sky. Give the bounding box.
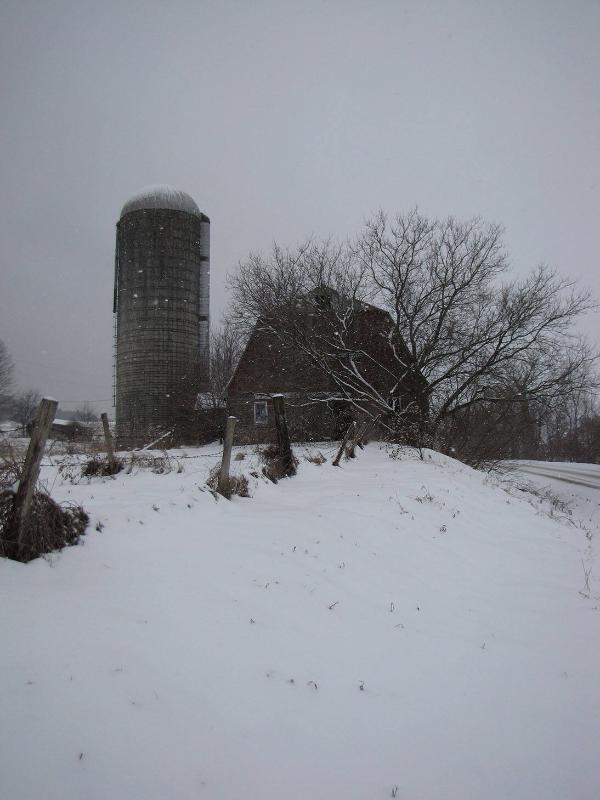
[1,0,598,414]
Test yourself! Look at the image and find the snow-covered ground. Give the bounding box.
[1,444,599,800]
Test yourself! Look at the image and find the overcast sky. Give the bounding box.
[1,0,598,414]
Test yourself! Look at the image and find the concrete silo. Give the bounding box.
[114,185,210,439]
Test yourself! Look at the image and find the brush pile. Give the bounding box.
[0,455,88,563]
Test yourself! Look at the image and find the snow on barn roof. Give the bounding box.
[120,185,204,219]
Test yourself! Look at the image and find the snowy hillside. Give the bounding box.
[1,444,599,800]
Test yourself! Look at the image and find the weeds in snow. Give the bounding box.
[579,560,593,599]
[304,450,326,465]
[206,465,250,498]
[124,451,183,476]
[414,486,435,504]
[0,451,88,562]
[0,488,88,562]
[82,455,123,477]
[259,444,298,482]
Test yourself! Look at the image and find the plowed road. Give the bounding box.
[508,461,600,490]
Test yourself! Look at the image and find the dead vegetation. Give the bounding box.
[0,453,88,563]
[55,450,183,482]
[123,451,183,475]
[0,435,28,461]
[82,455,123,477]
[259,443,298,482]
[206,464,250,498]
[304,450,326,465]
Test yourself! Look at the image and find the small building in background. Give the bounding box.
[26,418,93,442]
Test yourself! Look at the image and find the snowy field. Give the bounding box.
[1,444,599,800]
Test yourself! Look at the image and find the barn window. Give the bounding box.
[254,400,268,425]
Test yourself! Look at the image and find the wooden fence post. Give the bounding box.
[272,394,296,476]
[355,423,368,451]
[7,397,58,559]
[218,416,237,497]
[332,421,356,467]
[101,413,117,473]
[347,419,368,458]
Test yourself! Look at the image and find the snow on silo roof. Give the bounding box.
[120,185,203,218]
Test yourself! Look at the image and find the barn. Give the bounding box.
[226,295,427,444]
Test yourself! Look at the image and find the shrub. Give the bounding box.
[0,490,88,563]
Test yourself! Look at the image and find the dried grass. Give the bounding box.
[0,452,88,562]
[82,455,123,477]
[123,451,183,475]
[0,491,88,562]
[304,450,326,465]
[260,444,298,482]
[206,465,250,498]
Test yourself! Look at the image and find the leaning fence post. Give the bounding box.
[218,415,237,497]
[272,394,296,476]
[332,421,356,467]
[355,422,368,451]
[7,397,58,559]
[347,419,367,458]
[101,413,117,473]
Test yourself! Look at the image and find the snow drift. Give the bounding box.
[1,444,598,800]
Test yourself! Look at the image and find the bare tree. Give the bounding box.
[0,340,14,418]
[357,210,596,434]
[228,210,597,455]
[12,389,42,436]
[73,402,98,423]
[207,320,245,408]
[540,387,600,462]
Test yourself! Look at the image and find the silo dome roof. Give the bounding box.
[120,185,203,218]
